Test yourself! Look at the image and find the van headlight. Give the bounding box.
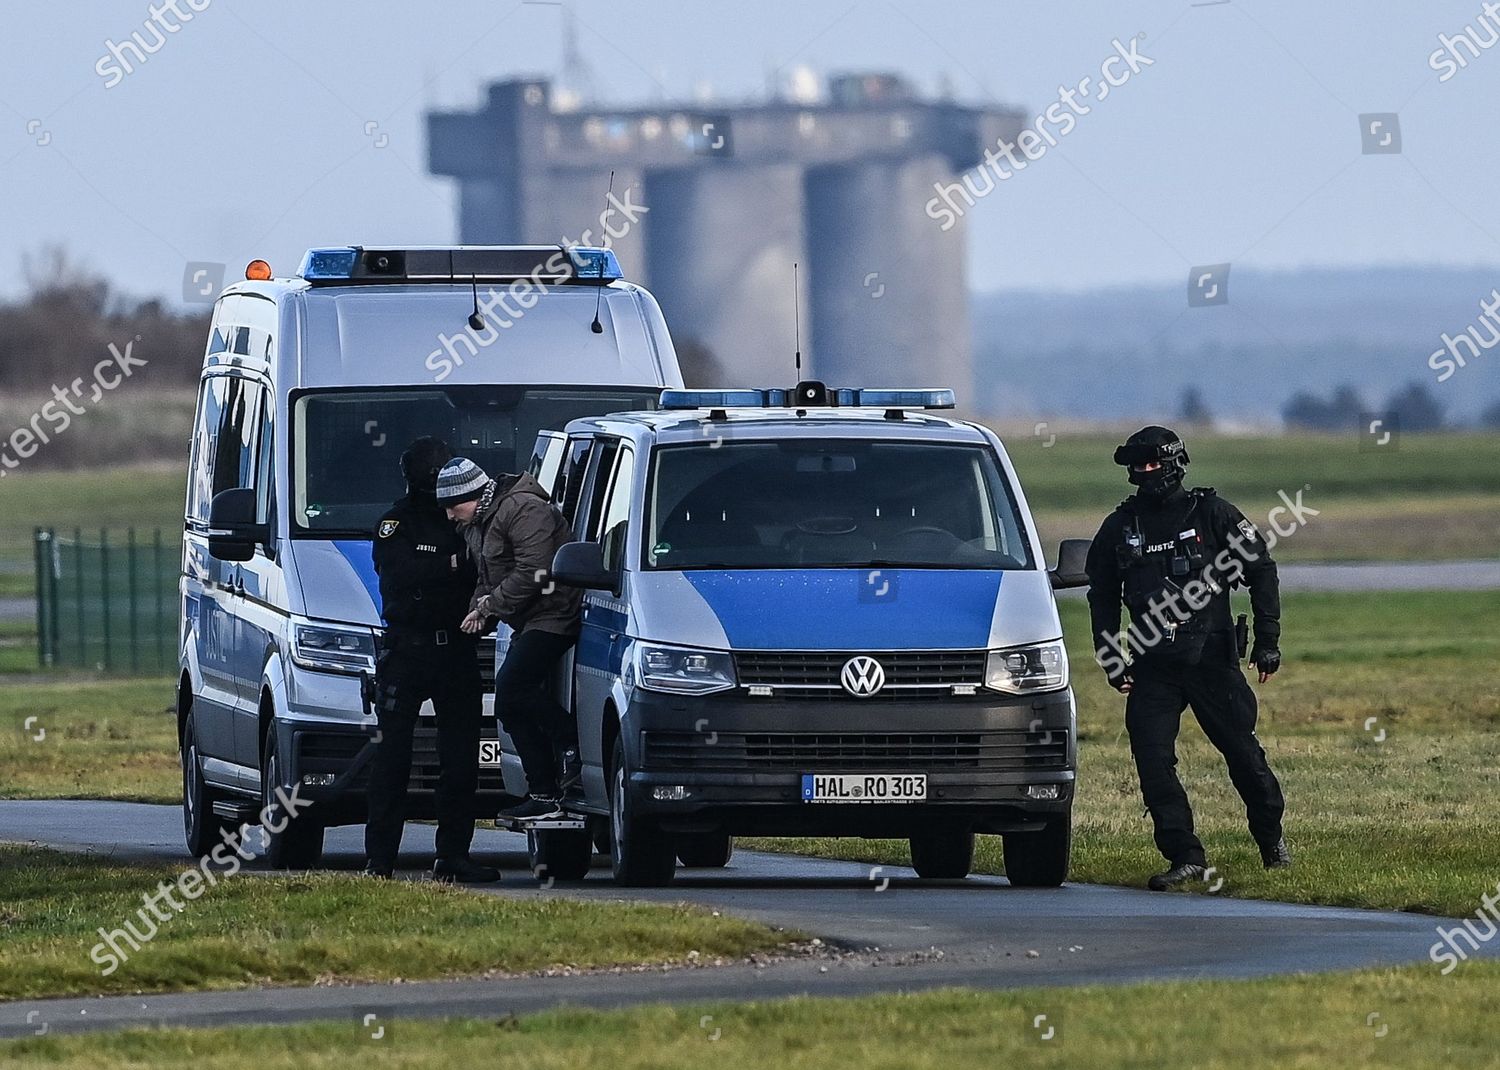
[292,623,377,675]
[984,640,1068,694]
[633,642,736,695]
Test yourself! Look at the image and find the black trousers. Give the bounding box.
[364,634,483,868]
[1125,634,1285,866]
[495,628,578,797]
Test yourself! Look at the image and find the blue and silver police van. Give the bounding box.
[178,246,683,867]
[517,382,1090,887]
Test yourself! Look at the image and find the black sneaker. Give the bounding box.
[432,856,501,884]
[1260,837,1293,869]
[362,861,394,879]
[558,748,582,793]
[1147,862,1207,891]
[499,795,565,821]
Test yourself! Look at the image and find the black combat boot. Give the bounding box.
[1147,862,1208,891]
[1260,837,1292,869]
[499,795,565,821]
[432,856,501,883]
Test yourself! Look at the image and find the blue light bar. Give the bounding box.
[296,246,623,284]
[857,389,955,409]
[659,384,954,410]
[565,246,623,281]
[299,247,359,279]
[661,389,771,408]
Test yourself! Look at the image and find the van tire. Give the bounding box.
[909,831,974,879]
[259,729,323,870]
[181,710,232,858]
[608,737,676,886]
[677,832,734,868]
[1002,813,1071,888]
[528,826,594,882]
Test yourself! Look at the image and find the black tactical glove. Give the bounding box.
[1105,666,1133,693]
[1249,644,1281,677]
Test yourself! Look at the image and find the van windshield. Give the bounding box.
[293,386,657,535]
[645,440,1034,570]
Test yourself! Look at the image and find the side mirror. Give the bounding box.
[1049,538,1091,590]
[551,540,617,593]
[208,488,269,562]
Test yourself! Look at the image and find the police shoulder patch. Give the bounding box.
[378,519,400,538]
[1237,518,1259,542]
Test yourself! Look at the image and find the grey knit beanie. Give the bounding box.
[436,457,490,505]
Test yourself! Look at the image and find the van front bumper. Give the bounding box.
[623,686,1076,837]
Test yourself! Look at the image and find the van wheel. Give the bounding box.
[1002,813,1071,888]
[909,831,974,879]
[609,737,676,886]
[528,826,594,882]
[181,710,232,857]
[677,832,734,868]
[259,730,323,870]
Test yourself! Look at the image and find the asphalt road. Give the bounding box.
[2,799,1486,1039]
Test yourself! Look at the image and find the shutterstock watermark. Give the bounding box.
[1429,879,1500,974]
[0,340,148,479]
[1095,490,1317,677]
[1427,287,1500,383]
[95,0,214,89]
[926,35,1154,231]
[426,185,647,382]
[89,784,312,976]
[1428,2,1500,83]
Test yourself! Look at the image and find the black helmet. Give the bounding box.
[1114,425,1189,500]
[399,436,453,495]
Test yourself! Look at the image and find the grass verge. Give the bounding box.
[0,676,177,803]
[4,962,1497,1067]
[0,844,790,1001]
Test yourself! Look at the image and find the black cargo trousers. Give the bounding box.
[364,628,483,869]
[1125,631,1285,867]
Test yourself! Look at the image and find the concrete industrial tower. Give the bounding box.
[427,75,1022,396]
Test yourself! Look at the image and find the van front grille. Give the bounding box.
[642,729,1067,771]
[735,649,986,699]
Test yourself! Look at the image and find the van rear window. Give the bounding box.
[291,386,657,535]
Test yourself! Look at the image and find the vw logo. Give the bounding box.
[840,655,886,697]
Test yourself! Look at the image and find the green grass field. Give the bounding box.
[0,677,175,802]
[0,844,791,1001]
[5,961,1497,1068]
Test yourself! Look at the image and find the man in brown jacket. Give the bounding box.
[438,457,583,820]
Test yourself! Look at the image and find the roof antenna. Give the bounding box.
[590,169,615,335]
[468,275,486,331]
[449,250,485,331]
[792,261,802,377]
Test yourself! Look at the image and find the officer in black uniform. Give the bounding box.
[363,437,499,883]
[1085,426,1290,890]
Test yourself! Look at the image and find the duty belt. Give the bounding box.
[383,627,469,649]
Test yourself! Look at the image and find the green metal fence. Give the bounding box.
[33,527,176,674]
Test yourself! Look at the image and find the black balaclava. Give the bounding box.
[1113,425,1190,504]
[399,436,454,498]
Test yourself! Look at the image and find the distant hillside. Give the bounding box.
[972,266,1500,427]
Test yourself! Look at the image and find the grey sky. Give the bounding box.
[3,0,1499,304]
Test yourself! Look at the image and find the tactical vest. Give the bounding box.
[1114,488,1222,664]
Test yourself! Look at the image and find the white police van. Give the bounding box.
[179,246,682,867]
[516,382,1090,887]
